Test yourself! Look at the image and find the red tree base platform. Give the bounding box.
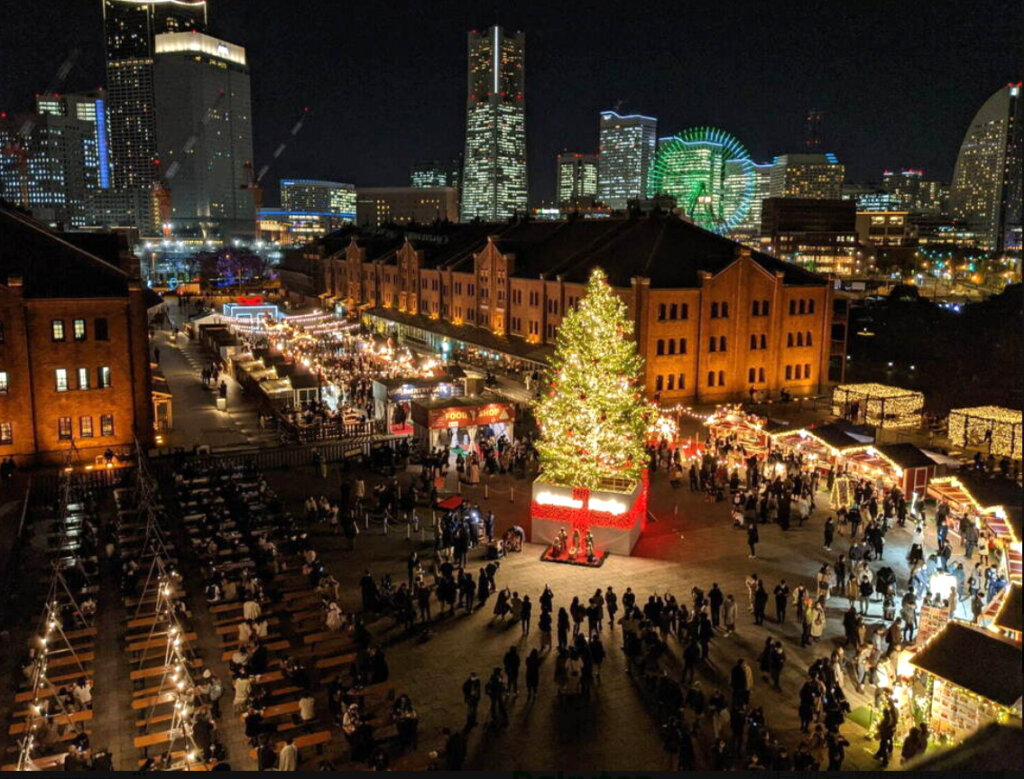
[540,546,608,568]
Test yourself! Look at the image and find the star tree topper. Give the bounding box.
[533,267,650,490]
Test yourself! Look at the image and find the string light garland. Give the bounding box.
[533,267,650,490]
[948,406,1023,460]
[832,383,924,429]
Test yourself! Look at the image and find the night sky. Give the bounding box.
[1,0,1019,205]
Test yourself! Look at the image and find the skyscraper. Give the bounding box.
[597,111,657,211]
[948,83,1023,252]
[410,159,462,190]
[555,153,598,205]
[769,153,845,200]
[152,31,254,238]
[881,169,947,216]
[101,0,207,227]
[460,26,527,221]
[281,179,357,217]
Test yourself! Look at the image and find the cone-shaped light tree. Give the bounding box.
[533,267,650,489]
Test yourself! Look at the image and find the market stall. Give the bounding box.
[410,397,516,455]
[909,622,1022,745]
[832,383,924,428]
[947,406,1023,461]
[988,583,1022,642]
[767,422,861,470]
[704,405,781,456]
[927,473,1022,582]
[840,443,937,496]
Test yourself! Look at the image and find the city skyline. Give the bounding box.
[0,1,1018,206]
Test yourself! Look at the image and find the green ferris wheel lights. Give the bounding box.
[648,126,755,235]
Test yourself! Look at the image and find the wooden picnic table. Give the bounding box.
[9,709,92,735]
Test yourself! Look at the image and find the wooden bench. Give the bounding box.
[209,599,271,615]
[247,729,332,762]
[2,751,69,771]
[221,639,289,662]
[125,610,193,630]
[215,616,279,636]
[131,657,203,682]
[8,709,92,735]
[17,668,95,699]
[314,652,356,671]
[46,651,94,669]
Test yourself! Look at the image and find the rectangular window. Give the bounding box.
[0,422,11,445]
[789,300,796,316]
[805,363,811,377]
[99,366,111,388]
[667,375,675,391]
[785,365,793,381]
[58,417,73,440]
[680,303,688,320]
[0,371,7,394]
[73,319,86,341]
[808,300,815,314]
[669,304,678,320]
[719,336,727,352]
[79,416,94,438]
[55,369,69,392]
[77,367,90,390]
[758,368,765,382]
[708,337,716,353]
[678,374,685,390]
[0,322,5,343]
[52,320,65,341]
[721,302,729,318]
[749,368,756,383]
[752,301,760,317]
[762,301,770,317]
[100,414,114,437]
[658,304,666,321]
[655,375,663,392]
[678,338,687,354]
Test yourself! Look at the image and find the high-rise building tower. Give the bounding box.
[101,0,207,227]
[410,159,462,190]
[152,31,254,239]
[460,26,527,221]
[769,153,845,200]
[948,83,1023,252]
[555,153,598,205]
[597,111,657,211]
[881,169,947,216]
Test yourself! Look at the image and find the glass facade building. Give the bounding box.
[555,153,598,205]
[768,153,845,200]
[948,83,1023,252]
[460,26,527,221]
[101,0,207,229]
[597,111,657,211]
[281,179,357,218]
[152,31,254,239]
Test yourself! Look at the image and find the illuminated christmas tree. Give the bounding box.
[533,267,650,489]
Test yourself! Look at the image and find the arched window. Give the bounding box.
[719,336,727,351]
[668,339,676,355]
[655,375,663,391]
[658,304,666,321]
[750,334,758,350]
[796,332,804,347]
[808,300,815,314]
[762,300,770,316]
[718,370,725,385]
[710,302,719,318]
[760,334,767,349]
[806,332,813,346]
[679,338,687,354]
[709,337,717,353]
[752,301,760,317]
[656,339,665,356]
[707,371,715,387]
[787,333,794,347]
[667,375,675,391]
[669,303,678,320]
[721,302,729,318]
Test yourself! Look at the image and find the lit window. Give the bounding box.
[0,371,7,394]
[78,368,90,390]
[0,422,11,445]
[55,369,69,392]
[80,416,94,438]
[52,320,65,341]
[100,414,114,437]
[73,319,87,341]
[58,417,72,440]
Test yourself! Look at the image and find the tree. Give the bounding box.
[533,267,650,489]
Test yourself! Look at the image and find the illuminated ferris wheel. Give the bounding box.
[648,126,755,235]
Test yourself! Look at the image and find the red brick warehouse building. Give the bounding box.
[279,215,847,403]
[0,205,154,465]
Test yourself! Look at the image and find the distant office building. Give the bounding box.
[36,91,113,193]
[357,187,459,228]
[761,197,859,276]
[769,153,845,200]
[152,31,254,239]
[555,153,598,205]
[460,26,527,221]
[853,191,905,212]
[410,159,461,190]
[257,209,349,245]
[855,210,915,247]
[0,111,96,228]
[725,160,773,240]
[881,169,947,215]
[102,0,208,228]
[281,179,356,217]
[948,83,1023,252]
[598,111,657,211]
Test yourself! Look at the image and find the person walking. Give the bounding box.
[462,672,481,729]
[525,648,541,699]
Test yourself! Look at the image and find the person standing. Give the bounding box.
[462,672,481,728]
[709,583,724,628]
[747,521,760,558]
[277,738,298,771]
[723,594,737,637]
[605,586,618,628]
[745,573,759,613]
[753,581,769,625]
[520,595,532,636]
[823,516,835,551]
[774,580,790,623]
[503,646,521,697]
[769,641,785,690]
[538,609,552,652]
[485,668,507,726]
[730,658,753,709]
[827,731,850,770]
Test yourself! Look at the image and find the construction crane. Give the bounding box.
[1,50,80,209]
[152,87,228,237]
[241,106,312,239]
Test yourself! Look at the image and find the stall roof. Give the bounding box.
[411,396,501,411]
[365,307,554,365]
[804,423,862,451]
[910,622,1023,706]
[993,584,1022,636]
[289,371,320,390]
[874,443,936,470]
[374,375,456,391]
[955,471,1023,513]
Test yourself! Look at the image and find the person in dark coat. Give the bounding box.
[753,581,769,625]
